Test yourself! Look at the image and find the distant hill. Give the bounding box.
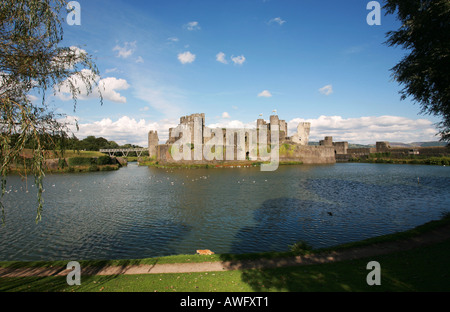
[389,142,414,148]
[307,142,374,147]
[309,141,447,148]
[410,142,448,147]
[390,141,447,147]
[348,143,375,149]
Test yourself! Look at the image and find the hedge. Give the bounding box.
[67,156,114,167]
[67,157,96,166]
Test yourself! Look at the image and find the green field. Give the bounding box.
[1,240,448,292]
[8,150,121,174]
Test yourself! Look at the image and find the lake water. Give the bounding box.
[0,163,449,261]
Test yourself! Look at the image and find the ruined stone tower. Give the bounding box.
[148,130,159,159]
[292,122,311,146]
[256,118,267,129]
[167,113,206,145]
[319,136,333,146]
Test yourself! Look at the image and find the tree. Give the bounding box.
[383,0,450,142]
[1,0,102,223]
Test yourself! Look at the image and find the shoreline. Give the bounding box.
[139,160,304,169]
[1,214,449,277]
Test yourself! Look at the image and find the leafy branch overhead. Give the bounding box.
[0,0,102,223]
[383,0,450,142]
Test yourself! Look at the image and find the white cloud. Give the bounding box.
[136,56,144,63]
[57,69,130,104]
[222,112,230,119]
[287,115,439,144]
[64,115,179,146]
[167,37,179,42]
[97,77,130,103]
[105,68,118,74]
[231,55,246,65]
[216,52,228,64]
[113,41,137,59]
[208,119,255,130]
[258,90,272,98]
[185,21,201,31]
[319,84,333,96]
[62,114,439,147]
[218,52,246,65]
[269,17,286,25]
[177,51,196,64]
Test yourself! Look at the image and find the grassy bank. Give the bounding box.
[349,154,450,166]
[8,150,121,174]
[9,164,120,175]
[140,160,303,169]
[1,215,449,292]
[1,240,449,292]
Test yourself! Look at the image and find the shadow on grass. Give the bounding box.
[0,259,153,292]
[228,234,450,292]
[237,258,421,292]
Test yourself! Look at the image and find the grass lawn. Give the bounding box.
[18,149,106,159]
[0,239,449,292]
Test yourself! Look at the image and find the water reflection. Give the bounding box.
[0,163,449,261]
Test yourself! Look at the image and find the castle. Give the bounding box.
[165,113,293,146]
[148,113,449,165]
[148,113,347,165]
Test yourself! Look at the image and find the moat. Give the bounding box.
[1,163,449,262]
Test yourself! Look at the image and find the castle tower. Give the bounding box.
[376,141,390,152]
[269,115,279,131]
[319,136,333,146]
[257,118,267,128]
[292,122,311,146]
[148,130,159,159]
[279,120,287,138]
[179,113,205,145]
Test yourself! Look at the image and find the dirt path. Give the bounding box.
[2,223,450,278]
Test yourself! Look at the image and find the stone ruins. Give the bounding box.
[147,113,450,165]
[148,113,348,164]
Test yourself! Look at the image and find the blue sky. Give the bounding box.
[48,0,442,145]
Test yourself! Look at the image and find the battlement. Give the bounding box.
[180,113,205,125]
[166,113,289,145]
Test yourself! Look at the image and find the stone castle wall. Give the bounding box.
[151,113,337,165]
[156,143,336,165]
[333,141,349,155]
[280,145,336,164]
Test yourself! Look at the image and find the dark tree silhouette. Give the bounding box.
[383,0,450,142]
